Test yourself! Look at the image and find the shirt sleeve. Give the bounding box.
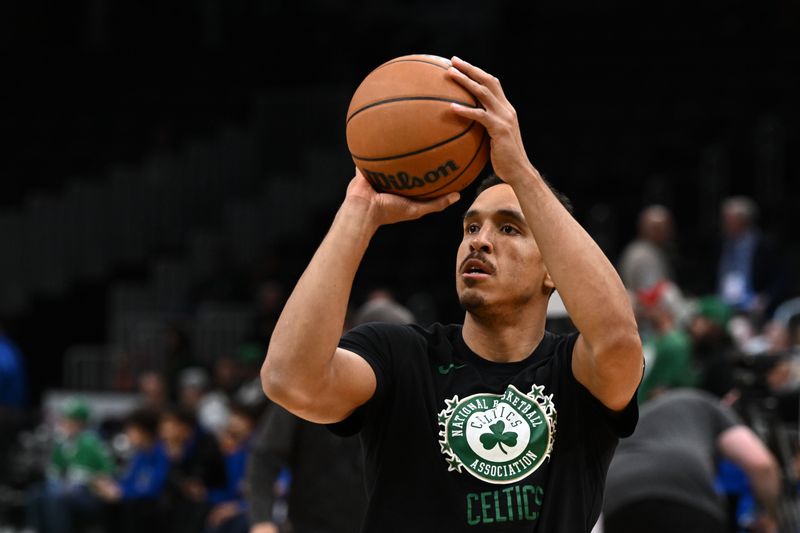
[562,332,640,438]
[328,322,411,436]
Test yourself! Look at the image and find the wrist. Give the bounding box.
[340,196,381,236]
[503,162,541,188]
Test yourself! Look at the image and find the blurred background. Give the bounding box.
[1,0,799,532]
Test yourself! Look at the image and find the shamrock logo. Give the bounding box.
[479,420,518,455]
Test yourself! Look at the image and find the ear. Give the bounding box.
[542,271,556,294]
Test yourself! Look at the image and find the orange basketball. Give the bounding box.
[346,54,490,199]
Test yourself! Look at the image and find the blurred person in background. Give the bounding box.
[603,388,781,533]
[686,295,739,398]
[27,399,114,533]
[0,319,27,412]
[138,370,170,411]
[206,402,258,533]
[635,281,696,403]
[717,196,787,322]
[618,205,677,293]
[0,319,28,485]
[160,405,228,533]
[94,407,170,533]
[179,366,231,437]
[245,295,414,533]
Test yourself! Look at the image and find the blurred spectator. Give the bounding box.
[686,295,738,397]
[27,399,114,533]
[618,205,676,293]
[206,402,258,533]
[636,281,696,402]
[0,321,27,410]
[160,406,228,533]
[95,407,170,533]
[603,389,781,533]
[351,290,415,325]
[717,196,787,321]
[0,321,28,487]
[138,370,170,411]
[179,366,231,437]
[246,295,414,533]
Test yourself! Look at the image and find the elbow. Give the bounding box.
[752,455,782,487]
[260,351,315,414]
[260,355,284,404]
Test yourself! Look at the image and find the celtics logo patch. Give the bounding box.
[438,384,556,484]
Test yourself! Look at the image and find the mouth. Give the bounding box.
[460,258,494,281]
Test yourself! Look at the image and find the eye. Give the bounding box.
[465,223,480,234]
[500,224,519,235]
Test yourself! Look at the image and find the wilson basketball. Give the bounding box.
[346,54,490,199]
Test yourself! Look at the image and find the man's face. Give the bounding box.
[159,416,191,447]
[722,208,748,238]
[455,184,551,316]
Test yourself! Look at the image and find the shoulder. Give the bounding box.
[341,321,459,352]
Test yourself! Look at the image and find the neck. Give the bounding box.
[462,303,547,363]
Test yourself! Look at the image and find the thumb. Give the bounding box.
[411,192,461,218]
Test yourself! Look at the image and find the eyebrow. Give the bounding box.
[463,208,527,226]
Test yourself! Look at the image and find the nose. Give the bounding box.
[469,231,493,254]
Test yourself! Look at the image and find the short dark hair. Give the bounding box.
[161,405,197,428]
[475,173,574,215]
[228,401,259,424]
[125,407,161,437]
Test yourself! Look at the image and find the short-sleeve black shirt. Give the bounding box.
[333,322,638,533]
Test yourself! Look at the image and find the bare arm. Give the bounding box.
[718,425,782,524]
[261,171,459,423]
[449,56,642,411]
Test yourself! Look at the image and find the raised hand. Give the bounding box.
[446,56,534,186]
[346,167,460,230]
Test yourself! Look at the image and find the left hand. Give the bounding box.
[447,56,535,185]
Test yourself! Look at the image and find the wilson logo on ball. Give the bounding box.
[363,160,459,192]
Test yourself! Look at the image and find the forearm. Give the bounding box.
[246,449,282,524]
[749,461,782,520]
[511,167,638,346]
[262,198,376,403]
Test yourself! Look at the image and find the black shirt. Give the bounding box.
[333,322,638,533]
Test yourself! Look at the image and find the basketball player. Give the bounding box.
[261,56,643,532]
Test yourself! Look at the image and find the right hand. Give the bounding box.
[250,522,280,533]
[346,168,460,229]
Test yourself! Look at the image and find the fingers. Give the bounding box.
[449,56,507,103]
[447,64,501,112]
[398,191,461,221]
[449,101,489,128]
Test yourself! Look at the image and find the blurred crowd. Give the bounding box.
[0,193,798,533]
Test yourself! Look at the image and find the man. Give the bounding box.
[261,56,643,532]
[246,296,412,533]
[603,388,781,533]
[207,402,258,533]
[94,407,170,533]
[717,196,786,320]
[618,205,676,293]
[28,400,114,533]
[160,406,228,533]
